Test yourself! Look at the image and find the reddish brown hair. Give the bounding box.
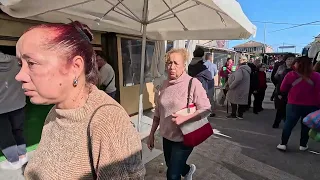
[295,56,313,78]
[314,61,320,73]
[25,21,98,84]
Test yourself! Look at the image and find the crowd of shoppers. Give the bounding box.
[2,20,320,179]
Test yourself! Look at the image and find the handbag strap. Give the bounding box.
[87,104,108,180]
[100,75,114,91]
[187,78,194,113]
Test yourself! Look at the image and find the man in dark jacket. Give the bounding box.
[246,60,259,110]
[188,47,215,117]
[270,57,285,101]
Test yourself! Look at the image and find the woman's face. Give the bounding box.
[259,65,266,72]
[238,59,246,64]
[285,57,295,68]
[15,28,82,105]
[166,52,185,80]
[227,59,233,66]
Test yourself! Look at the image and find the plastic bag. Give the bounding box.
[303,109,320,131]
[217,90,226,106]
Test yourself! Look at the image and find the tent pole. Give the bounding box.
[137,0,149,132]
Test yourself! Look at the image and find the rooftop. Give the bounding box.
[233,40,269,48]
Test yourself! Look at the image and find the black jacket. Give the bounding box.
[274,67,293,109]
[271,61,285,86]
[188,60,213,93]
[247,62,259,92]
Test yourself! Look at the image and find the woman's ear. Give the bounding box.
[71,55,85,77]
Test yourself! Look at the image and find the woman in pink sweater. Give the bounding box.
[277,57,320,151]
[147,48,211,180]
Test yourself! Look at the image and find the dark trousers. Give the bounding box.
[271,88,276,100]
[163,138,193,180]
[231,103,246,117]
[253,89,266,113]
[0,107,26,162]
[273,99,287,127]
[247,90,254,109]
[281,104,319,147]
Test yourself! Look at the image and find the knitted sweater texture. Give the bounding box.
[24,86,145,180]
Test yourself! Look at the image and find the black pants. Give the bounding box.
[0,107,26,162]
[231,103,246,117]
[273,98,287,127]
[253,89,266,113]
[163,138,193,180]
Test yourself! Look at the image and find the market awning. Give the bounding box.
[1,0,256,40]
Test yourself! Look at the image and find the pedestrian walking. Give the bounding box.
[246,59,260,111]
[272,54,295,128]
[16,21,145,179]
[0,52,27,170]
[271,56,286,101]
[277,56,320,151]
[148,48,211,180]
[203,52,218,117]
[226,55,251,119]
[188,48,214,116]
[253,63,267,114]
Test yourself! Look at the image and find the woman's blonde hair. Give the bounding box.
[165,48,189,64]
[240,55,248,62]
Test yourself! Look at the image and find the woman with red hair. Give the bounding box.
[15,21,145,179]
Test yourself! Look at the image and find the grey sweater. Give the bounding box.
[0,52,26,114]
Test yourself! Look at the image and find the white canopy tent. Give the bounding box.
[1,0,256,131]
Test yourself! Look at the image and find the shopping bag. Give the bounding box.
[218,90,226,105]
[175,78,213,147]
[303,109,320,131]
[309,129,320,142]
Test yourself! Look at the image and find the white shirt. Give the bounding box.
[99,63,116,93]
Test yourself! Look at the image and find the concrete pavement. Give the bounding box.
[144,84,320,180]
[1,84,319,179]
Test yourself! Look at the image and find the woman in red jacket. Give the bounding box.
[253,64,267,114]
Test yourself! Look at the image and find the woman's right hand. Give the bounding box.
[147,134,155,150]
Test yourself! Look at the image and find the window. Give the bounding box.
[121,37,155,87]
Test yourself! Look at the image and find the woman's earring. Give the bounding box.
[73,77,78,87]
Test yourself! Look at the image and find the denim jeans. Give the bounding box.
[0,107,26,162]
[163,138,193,180]
[281,104,319,147]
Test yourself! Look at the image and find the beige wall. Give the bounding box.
[0,16,102,46]
[116,36,155,115]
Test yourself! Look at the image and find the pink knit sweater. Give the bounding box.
[154,73,211,142]
[281,71,320,106]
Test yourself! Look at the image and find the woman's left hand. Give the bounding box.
[172,113,188,125]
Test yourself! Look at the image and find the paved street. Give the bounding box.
[1,84,319,180]
[144,84,320,180]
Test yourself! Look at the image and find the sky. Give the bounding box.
[228,0,320,53]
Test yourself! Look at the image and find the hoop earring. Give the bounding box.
[73,77,78,87]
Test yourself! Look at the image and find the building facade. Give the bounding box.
[233,40,273,54]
